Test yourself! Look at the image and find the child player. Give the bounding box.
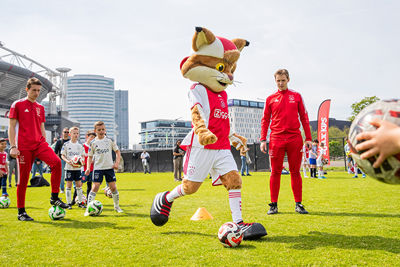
[61,127,86,209]
[0,138,9,197]
[82,130,96,198]
[301,143,310,178]
[84,121,122,216]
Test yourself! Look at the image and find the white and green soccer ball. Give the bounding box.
[0,196,11,208]
[48,205,66,220]
[87,200,103,216]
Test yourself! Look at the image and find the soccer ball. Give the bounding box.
[103,187,113,198]
[75,195,87,205]
[218,222,243,248]
[71,155,82,167]
[48,205,66,220]
[0,196,10,208]
[348,99,400,184]
[87,200,103,216]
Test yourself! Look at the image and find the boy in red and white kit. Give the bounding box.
[82,130,96,198]
[8,78,68,221]
[260,69,312,215]
[0,138,9,197]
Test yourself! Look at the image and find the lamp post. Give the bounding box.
[171,117,183,149]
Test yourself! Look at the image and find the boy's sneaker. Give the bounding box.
[247,173,251,176]
[84,209,90,216]
[150,191,173,226]
[50,198,69,209]
[78,203,86,209]
[295,203,309,214]
[267,202,278,215]
[352,175,358,178]
[362,174,366,178]
[237,221,267,240]
[18,212,34,221]
[66,204,72,210]
[114,206,123,213]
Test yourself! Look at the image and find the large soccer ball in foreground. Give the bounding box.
[0,196,10,208]
[348,99,400,184]
[48,205,66,220]
[87,200,103,216]
[218,222,243,248]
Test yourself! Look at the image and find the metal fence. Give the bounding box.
[121,143,271,173]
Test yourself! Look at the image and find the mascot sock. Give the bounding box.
[166,184,186,203]
[76,187,83,204]
[88,191,96,204]
[112,190,120,208]
[228,189,243,224]
[66,187,72,204]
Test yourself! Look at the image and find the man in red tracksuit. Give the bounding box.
[8,78,69,221]
[260,69,312,215]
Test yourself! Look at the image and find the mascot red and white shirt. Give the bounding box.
[181,83,230,150]
[181,83,236,185]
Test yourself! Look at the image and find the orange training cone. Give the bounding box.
[190,207,213,221]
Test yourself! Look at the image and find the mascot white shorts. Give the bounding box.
[183,147,237,185]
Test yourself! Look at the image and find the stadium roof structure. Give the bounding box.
[0,42,58,107]
[0,61,54,107]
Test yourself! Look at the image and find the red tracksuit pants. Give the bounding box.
[17,143,61,208]
[268,135,303,203]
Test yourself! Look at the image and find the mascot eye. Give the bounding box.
[215,63,225,72]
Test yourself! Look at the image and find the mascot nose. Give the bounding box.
[228,74,234,81]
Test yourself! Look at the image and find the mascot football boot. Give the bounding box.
[238,221,267,240]
[150,191,173,226]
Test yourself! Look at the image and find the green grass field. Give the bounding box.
[1,172,400,266]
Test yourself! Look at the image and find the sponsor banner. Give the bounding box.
[317,99,331,164]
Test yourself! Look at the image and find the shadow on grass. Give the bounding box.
[8,206,41,210]
[32,218,134,230]
[118,188,145,192]
[101,211,148,218]
[162,231,215,238]
[310,211,400,218]
[263,231,400,254]
[103,204,142,208]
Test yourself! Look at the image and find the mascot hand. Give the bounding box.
[197,127,218,145]
[230,133,247,150]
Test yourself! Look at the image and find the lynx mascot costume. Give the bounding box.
[151,27,267,240]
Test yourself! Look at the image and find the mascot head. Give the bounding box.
[180,27,249,93]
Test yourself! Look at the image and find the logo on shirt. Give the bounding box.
[274,99,279,103]
[36,107,41,117]
[214,109,228,119]
[289,95,295,101]
[220,99,226,109]
[24,109,29,112]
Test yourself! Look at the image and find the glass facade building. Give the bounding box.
[67,74,115,141]
[115,90,129,150]
[228,99,266,144]
[139,119,192,150]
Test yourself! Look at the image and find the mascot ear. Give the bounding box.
[192,27,216,52]
[232,38,250,52]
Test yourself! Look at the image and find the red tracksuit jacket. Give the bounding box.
[260,89,312,141]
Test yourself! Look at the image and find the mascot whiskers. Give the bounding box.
[150,27,267,240]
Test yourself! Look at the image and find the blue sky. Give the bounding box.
[1,0,399,145]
